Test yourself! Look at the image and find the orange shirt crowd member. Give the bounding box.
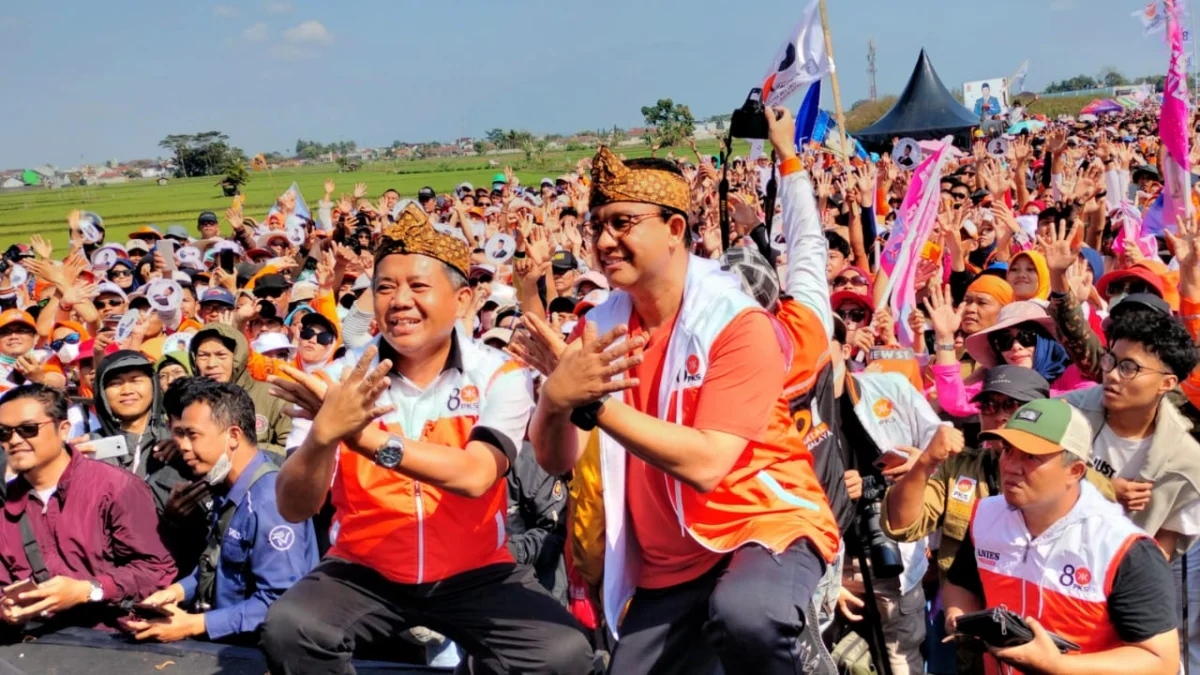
[527,109,839,675]
[262,203,592,675]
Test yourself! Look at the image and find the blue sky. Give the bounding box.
[0,0,1182,167]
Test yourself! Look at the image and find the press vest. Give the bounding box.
[321,333,526,585]
[588,256,839,637]
[970,481,1149,673]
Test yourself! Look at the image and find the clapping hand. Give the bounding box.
[536,321,645,412]
[270,346,396,447]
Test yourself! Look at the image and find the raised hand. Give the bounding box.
[272,346,397,447]
[539,321,645,411]
[323,178,335,197]
[922,284,963,342]
[29,235,52,261]
[1038,219,1081,275]
[1167,214,1200,272]
[353,183,368,200]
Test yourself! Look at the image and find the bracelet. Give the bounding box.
[513,251,527,259]
[935,343,957,352]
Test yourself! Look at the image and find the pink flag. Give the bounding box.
[1160,0,1192,232]
[881,136,955,347]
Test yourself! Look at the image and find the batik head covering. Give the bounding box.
[588,146,690,213]
[374,202,469,277]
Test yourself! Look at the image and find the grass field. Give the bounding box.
[0,139,748,250]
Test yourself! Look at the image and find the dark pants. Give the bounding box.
[608,540,832,675]
[260,558,593,675]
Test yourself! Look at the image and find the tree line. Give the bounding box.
[157,132,247,180]
[1044,69,1165,94]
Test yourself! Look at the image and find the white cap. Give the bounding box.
[95,281,127,299]
[126,240,151,254]
[252,331,296,357]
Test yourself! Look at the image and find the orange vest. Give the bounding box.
[322,334,526,584]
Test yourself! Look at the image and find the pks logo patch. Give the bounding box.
[873,399,893,419]
[950,476,977,503]
[1060,564,1093,589]
[255,414,267,435]
[448,386,480,411]
[682,354,703,384]
[460,385,479,405]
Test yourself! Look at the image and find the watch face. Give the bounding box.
[376,446,402,468]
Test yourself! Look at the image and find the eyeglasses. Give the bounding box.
[469,276,493,287]
[833,274,869,289]
[50,333,81,351]
[1106,279,1156,297]
[299,327,336,346]
[988,328,1041,353]
[585,212,663,241]
[0,420,53,442]
[109,269,132,278]
[950,191,970,201]
[1100,352,1172,379]
[978,396,1022,416]
[836,307,869,323]
[254,288,285,300]
[95,298,125,309]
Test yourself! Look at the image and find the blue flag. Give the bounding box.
[811,110,832,144]
[794,82,822,149]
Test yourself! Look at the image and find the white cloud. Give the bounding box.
[268,44,317,61]
[213,4,238,17]
[265,1,293,13]
[283,20,334,45]
[243,22,269,42]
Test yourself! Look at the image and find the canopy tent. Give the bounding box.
[855,49,980,149]
[1115,96,1140,109]
[1081,99,1124,115]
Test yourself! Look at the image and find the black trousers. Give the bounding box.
[608,540,830,675]
[260,557,593,675]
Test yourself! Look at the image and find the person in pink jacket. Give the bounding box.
[924,289,1094,419]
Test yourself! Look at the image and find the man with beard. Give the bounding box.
[261,203,592,674]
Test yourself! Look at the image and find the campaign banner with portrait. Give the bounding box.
[963,78,1008,118]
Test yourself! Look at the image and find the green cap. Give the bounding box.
[492,173,507,184]
[979,398,1093,462]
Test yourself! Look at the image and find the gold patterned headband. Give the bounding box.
[375,203,470,278]
[589,146,691,214]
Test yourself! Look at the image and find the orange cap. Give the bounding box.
[0,309,36,331]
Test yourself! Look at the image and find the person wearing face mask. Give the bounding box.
[927,299,1094,419]
[127,378,317,645]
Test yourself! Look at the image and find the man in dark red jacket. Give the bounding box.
[0,384,175,636]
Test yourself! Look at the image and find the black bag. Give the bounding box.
[954,606,1080,653]
[193,463,277,611]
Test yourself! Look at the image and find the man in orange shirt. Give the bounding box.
[524,110,840,675]
[261,204,592,674]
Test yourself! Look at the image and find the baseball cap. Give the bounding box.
[470,263,497,279]
[480,327,514,348]
[300,311,339,339]
[197,211,219,226]
[573,270,610,292]
[830,290,875,313]
[0,310,35,331]
[979,398,1094,462]
[199,287,235,308]
[252,332,295,358]
[126,239,151,255]
[547,297,578,315]
[574,289,610,316]
[720,247,780,310]
[551,250,578,272]
[95,281,127,300]
[289,281,318,304]
[540,177,555,188]
[492,173,507,185]
[255,232,289,249]
[130,226,163,241]
[1110,292,1171,317]
[164,224,191,241]
[255,273,291,294]
[418,186,436,200]
[970,365,1051,404]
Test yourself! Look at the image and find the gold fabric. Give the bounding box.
[589,146,690,213]
[375,202,470,277]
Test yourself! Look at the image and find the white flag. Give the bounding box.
[1133,1,1168,36]
[759,0,834,107]
[1008,59,1030,95]
[750,0,834,159]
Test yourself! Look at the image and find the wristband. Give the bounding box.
[935,343,957,352]
[513,251,526,259]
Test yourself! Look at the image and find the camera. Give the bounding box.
[729,88,783,140]
[856,475,904,579]
[0,245,34,276]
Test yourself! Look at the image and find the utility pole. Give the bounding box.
[867,39,878,101]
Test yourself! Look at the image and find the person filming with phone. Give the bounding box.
[942,398,1180,675]
[0,384,175,639]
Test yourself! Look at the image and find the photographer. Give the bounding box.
[829,314,945,675]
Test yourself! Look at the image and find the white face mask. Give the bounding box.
[205,430,234,486]
[57,343,80,365]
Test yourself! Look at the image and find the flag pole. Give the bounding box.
[819,0,851,171]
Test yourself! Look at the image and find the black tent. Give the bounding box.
[856,49,980,150]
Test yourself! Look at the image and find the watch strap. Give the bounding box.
[570,394,611,431]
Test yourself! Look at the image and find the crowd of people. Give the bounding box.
[0,100,1196,675]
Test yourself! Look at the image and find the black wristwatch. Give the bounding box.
[374,434,406,470]
[570,395,611,431]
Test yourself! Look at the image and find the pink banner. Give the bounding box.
[881,136,954,347]
[1160,0,1192,232]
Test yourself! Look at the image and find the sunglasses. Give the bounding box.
[988,328,1041,353]
[50,333,81,351]
[1106,279,1156,297]
[0,420,53,442]
[299,327,336,346]
[836,307,869,323]
[254,288,285,300]
[833,275,869,289]
[109,269,132,278]
[978,396,1022,416]
[95,298,125,309]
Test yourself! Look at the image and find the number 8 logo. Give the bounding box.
[1059,564,1075,586]
[447,388,461,411]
